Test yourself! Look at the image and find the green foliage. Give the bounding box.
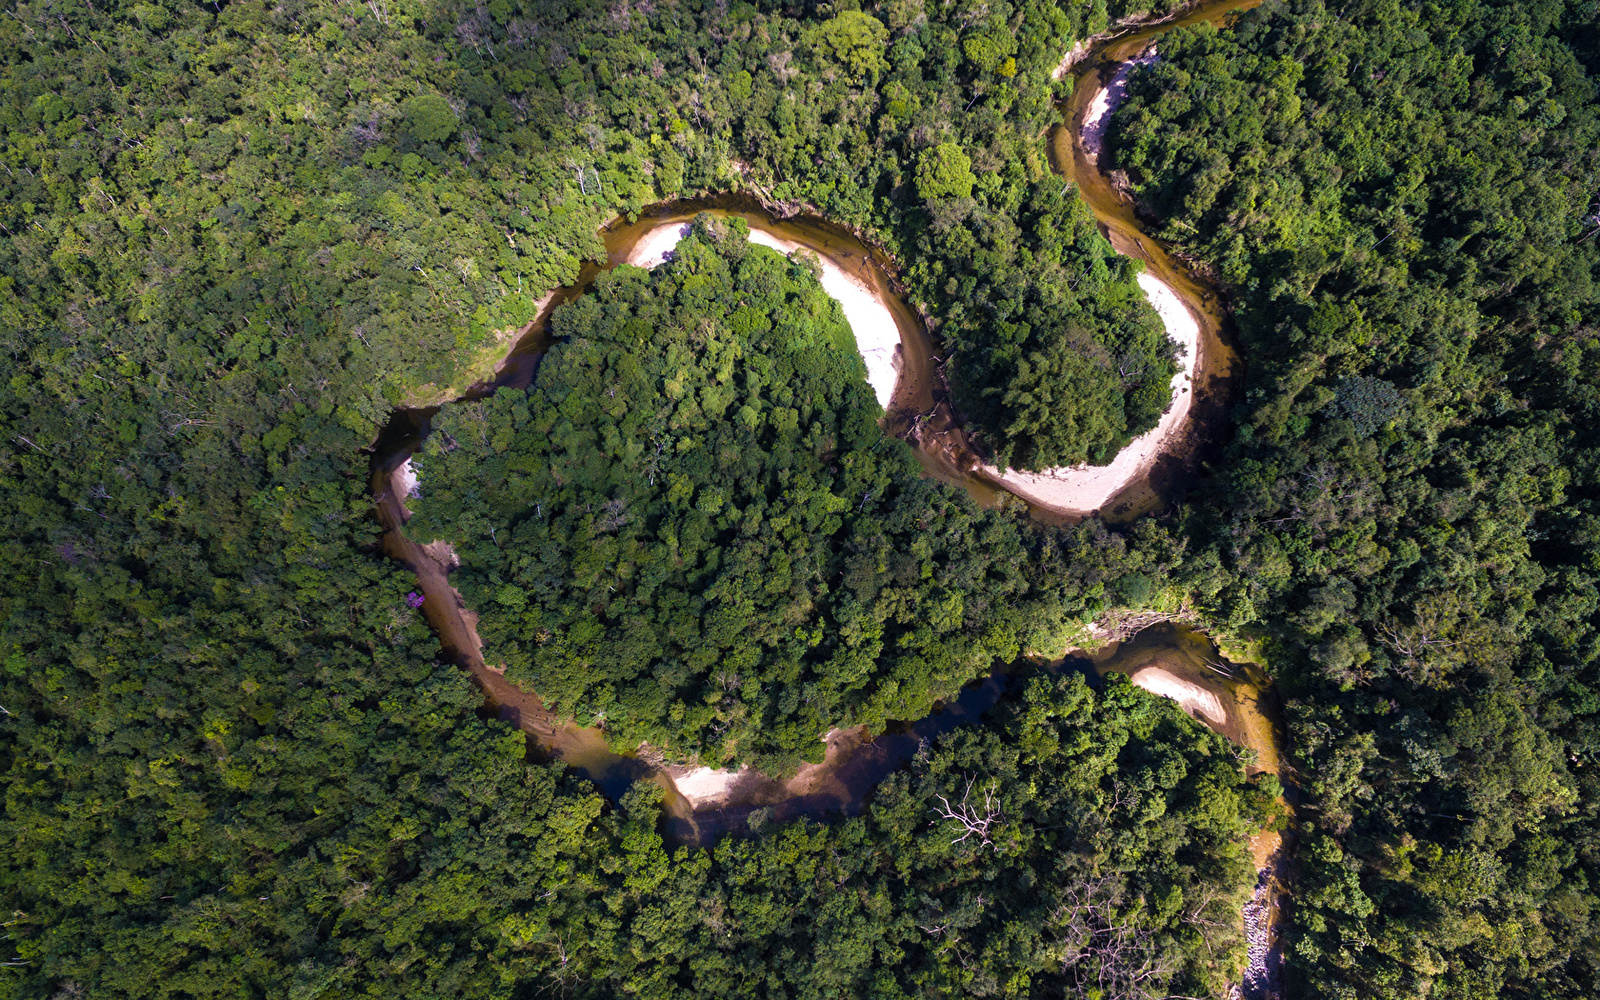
[403,93,458,144]
[1105,0,1600,993]
[1000,324,1133,467]
[0,0,1216,989]
[690,0,1180,469]
[510,673,1261,1000]
[16,0,1600,993]
[1335,375,1407,438]
[915,141,976,202]
[807,11,890,83]
[409,221,1087,765]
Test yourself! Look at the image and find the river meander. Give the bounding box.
[372,0,1287,986]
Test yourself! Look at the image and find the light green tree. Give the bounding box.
[915,141,976,201]
[807,11,889,82]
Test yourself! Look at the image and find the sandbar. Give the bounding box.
[671,765,748,807]
[1129,665,1227,725]
[1080,49,1159,163]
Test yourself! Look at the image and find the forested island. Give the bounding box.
[3,0,1600,997]
[408,219,1078,765]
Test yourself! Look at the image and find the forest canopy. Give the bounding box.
[1106,0,1600,994]
[4,0,1600,996]
[407,218,1088,766]
[0,0,1208,987]
[0,0,1181,472]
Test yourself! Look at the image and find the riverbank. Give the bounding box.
[1055,0,1268,79]
[1080,48,1160,162]
[381,181,1227,523]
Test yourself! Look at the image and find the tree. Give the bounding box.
[405,93,458,143]
[915,141,976,202]
[807,11,889,83]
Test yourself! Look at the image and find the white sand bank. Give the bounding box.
[625,225,691,272]
[1080,49,1159,163]
[982,270,1198,512]
[671,765,748,807]
[1129,665,1226,725]
[625,223,902,408]
[396,457,420,500]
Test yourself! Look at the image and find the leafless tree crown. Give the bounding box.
[931,775,1001,850]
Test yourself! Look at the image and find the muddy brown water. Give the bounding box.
[1030,0,1264,520]
[371,0,1286,858]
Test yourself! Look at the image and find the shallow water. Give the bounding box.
[1083,622,1283,776]
[1011,0,1264,520]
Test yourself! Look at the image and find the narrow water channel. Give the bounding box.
[370,0,1286,902]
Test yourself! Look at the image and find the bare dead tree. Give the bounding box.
[932,776,1001,849]
[1104,778,1136,818]
[594,498,629,534]
[535,931,584,997]
[1376,617,1457,663]
[645,434,668,486]
[1051,873,1182,1000]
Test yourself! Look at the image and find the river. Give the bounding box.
[372,0,1286,988]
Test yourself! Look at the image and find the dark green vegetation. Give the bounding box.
[1,649,1272,997]
[7,0,1600,995]
[410,220,1154,766]
[0,0,1222,991]
[0,0,1181,468]
[6,0,1178,463]
[1108,0,1600,995]
[475,675,1274,1000]
[413,220,1014,763]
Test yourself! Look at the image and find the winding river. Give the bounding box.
[372,0,1286,990]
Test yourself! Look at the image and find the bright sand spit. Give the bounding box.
[1079,49,1159,163]
[1128,665,1227,726]
[625,223,902,409]
[671,765,749,807]
[982,270,1198,513]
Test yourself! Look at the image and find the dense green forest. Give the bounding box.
[1107,0,1600,995]
[0,0,1226,994]
[0,659,1274,997]
[0,0,1180,470]
[408,219,1152,767]
[6,0,1600,995]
